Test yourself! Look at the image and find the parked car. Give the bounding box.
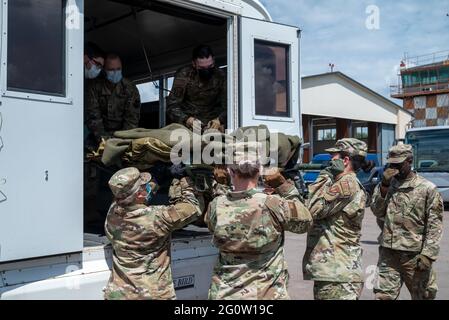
[302,154,332,184]
[362,166,385,206]
[303,153,380,184]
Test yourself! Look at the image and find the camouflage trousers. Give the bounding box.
[313,281,363,300]
[374,247,438,300]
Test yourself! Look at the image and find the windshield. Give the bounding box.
[406,129,449,172]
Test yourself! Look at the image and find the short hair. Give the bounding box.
[85,42,105,59]
[229,162,261,179]
[106,53,121,61]
[192,45,214,60]
[339,152,365,172]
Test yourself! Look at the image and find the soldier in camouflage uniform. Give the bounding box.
[166,45,226,132]
[303,138,368,300]
[104,167,202,300]
[204,143,312,300]
[86,54,141,144]
[371,144,443,300]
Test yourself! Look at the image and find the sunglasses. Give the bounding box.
[389,163,403,169]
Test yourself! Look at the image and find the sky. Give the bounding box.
[260,0,449,102]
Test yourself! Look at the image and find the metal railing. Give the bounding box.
[403,50,449,69]
[391,81,449,96]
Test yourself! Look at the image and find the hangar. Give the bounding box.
[301,72,413,164]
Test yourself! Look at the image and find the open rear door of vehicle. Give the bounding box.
[239,17,301,137]
[0,0,84,262]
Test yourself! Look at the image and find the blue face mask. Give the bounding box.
[145,183,153,204]
[85,64,102,79]
[106,70,123,84]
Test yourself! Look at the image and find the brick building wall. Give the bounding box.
[404,93,449,127]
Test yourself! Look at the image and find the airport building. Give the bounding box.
[390,50,449,128]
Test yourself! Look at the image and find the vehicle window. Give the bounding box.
[406,130,449,172]
[7,0,66,96]
[137,82,159,103]
[254,40,290,117]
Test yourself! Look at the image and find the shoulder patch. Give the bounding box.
[324,176,356,202]
[265,195,287,226]
[339,179,353,197]
[265,194,282,210]
[324,184,342,202]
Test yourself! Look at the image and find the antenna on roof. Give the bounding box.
[328,63,335,72]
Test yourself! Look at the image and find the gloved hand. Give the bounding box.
[86,136,107,159]
[322,159,345,179]
[416,254,432,271]
[214,165,229,185]
[185,117,195,128]
[382,168,399,187]
[206,118,221,131]
[264,168,287,188]
[186,117,203,132]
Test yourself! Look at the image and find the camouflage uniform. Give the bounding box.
[166,66,226,126]
[104,167,201,300]
[371,144,443,300]
[204,180,312,300]
[303,138,367,300]
[86,78,141,142]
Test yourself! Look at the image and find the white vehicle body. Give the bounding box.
[405,126,449,203]
[0,0,301,299]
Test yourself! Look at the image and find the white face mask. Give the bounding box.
[85,64,102,79]
[106,70,123,84]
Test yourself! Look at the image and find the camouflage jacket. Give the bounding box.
[166,66,226,125]
[303,172,366,283]
[86,78,141,140]
[371,173,443,260]
[204,181,312,300]
[104,178,201,300]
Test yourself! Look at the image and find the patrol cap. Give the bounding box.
[386,144,413,164]
[109,167,152,199]
[325,138,367,157]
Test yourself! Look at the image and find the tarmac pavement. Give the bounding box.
[285,208,449,300]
